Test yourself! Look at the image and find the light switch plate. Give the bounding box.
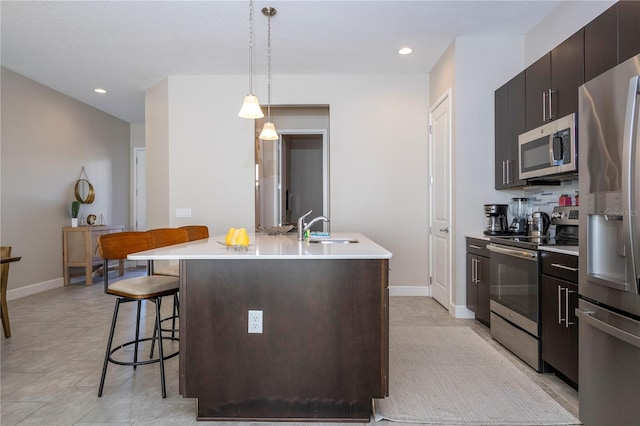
[176,208,192,217]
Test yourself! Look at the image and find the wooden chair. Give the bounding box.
[97,231,179,398]
[179,225,209,241]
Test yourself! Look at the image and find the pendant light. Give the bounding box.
[238,0,264,118]
[259,7,279,140]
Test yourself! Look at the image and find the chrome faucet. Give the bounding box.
[297,209,329,240]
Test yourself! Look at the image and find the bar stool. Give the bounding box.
[179,225,209,241]
[97,231,179,398]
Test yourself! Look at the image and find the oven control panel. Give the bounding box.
[551,206,579,225]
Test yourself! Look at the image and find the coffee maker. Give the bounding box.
[509,197,531,235]
[483,204,509,236]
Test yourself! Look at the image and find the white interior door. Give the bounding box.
[134,147,146,231]
[429,90,452,310]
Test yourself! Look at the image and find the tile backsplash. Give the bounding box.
[523,179,579,215]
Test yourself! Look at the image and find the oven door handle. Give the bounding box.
[488,243,538,260]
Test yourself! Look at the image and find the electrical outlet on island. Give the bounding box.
[248,310,263,334]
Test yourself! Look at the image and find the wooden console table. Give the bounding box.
[62,225,124,286]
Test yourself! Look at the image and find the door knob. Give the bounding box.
[440,227,449,233]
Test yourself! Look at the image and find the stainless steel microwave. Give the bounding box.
[518,113,577,180]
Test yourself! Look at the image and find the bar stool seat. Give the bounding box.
[106,275,178,298]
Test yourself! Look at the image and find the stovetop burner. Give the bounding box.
[489,235,578,250]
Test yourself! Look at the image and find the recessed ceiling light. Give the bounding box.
[398,47,413,55]
[94,88,107,94]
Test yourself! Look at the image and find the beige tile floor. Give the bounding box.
[1,268,578,425]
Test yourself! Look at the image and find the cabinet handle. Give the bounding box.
[471,258,476,283]
[551,263,579,272]
[507,160,512,184]
[566,289,576,327]
[502,160,507,185]
[558,285,563,325]
[475,258,481,283]
[469,244,484,250]
[543,89,557,121]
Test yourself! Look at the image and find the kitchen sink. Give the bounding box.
[308,238,359,244]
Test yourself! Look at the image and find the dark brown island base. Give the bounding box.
[129,232,392,422]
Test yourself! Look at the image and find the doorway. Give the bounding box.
[133,147,146,231]
[429,89,452,310]
[255,129,328,230]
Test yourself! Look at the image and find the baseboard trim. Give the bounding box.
[7,277,64,301]
[451,303,476,319]
[389,286,430,297]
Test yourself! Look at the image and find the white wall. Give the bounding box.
[146,73,430,289]
[429,37,525,311]
[144,78,171,230]
[1,67,130,296]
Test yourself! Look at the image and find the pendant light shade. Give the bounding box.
[259,6,278,140]
[259,122,279,140]
[239,95,263,119]
[239,0,264,119]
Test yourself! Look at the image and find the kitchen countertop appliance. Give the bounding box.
[577,52,640,426]
[487,205,579,373]
[483,204,509,236]
[529,211,550,243]
[509,198,531,235]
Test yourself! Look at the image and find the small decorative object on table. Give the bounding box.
[71,201,80,227]
[87,214,97,226]
[219,227,251,251]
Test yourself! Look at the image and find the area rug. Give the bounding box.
[374,326,581,425]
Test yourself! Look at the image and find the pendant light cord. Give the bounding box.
[248,0,255,94]
[266,11,272,122]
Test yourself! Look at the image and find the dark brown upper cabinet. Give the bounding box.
[619,0,640,64]
[495,71,526,189]
[526,29,585,131]
[585,3,618,82]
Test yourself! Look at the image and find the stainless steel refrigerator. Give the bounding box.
[578,54,640,426]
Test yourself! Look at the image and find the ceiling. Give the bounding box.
[1,0,561,123]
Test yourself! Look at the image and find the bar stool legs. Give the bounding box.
[98,297,178,398]
[149,294,179,358]
[98,298,121,397]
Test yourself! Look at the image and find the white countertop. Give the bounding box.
[467,234,490,241]
[539,245,579,256]
[128,232,393,260]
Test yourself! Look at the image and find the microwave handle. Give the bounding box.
[549,135,563,165]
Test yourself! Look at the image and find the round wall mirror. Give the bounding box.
[74,178,95,204]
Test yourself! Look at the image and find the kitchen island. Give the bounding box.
[129,232,392,421]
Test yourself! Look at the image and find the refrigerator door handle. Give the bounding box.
[622,75,640,294]
[575,308,640,349]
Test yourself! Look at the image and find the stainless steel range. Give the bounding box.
[488,206,579,371]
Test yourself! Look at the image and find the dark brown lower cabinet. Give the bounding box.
[466,238,490,326]
[179,258,389,421]
[541,252,578,387]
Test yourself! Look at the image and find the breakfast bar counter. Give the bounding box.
[129,232,392,421]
